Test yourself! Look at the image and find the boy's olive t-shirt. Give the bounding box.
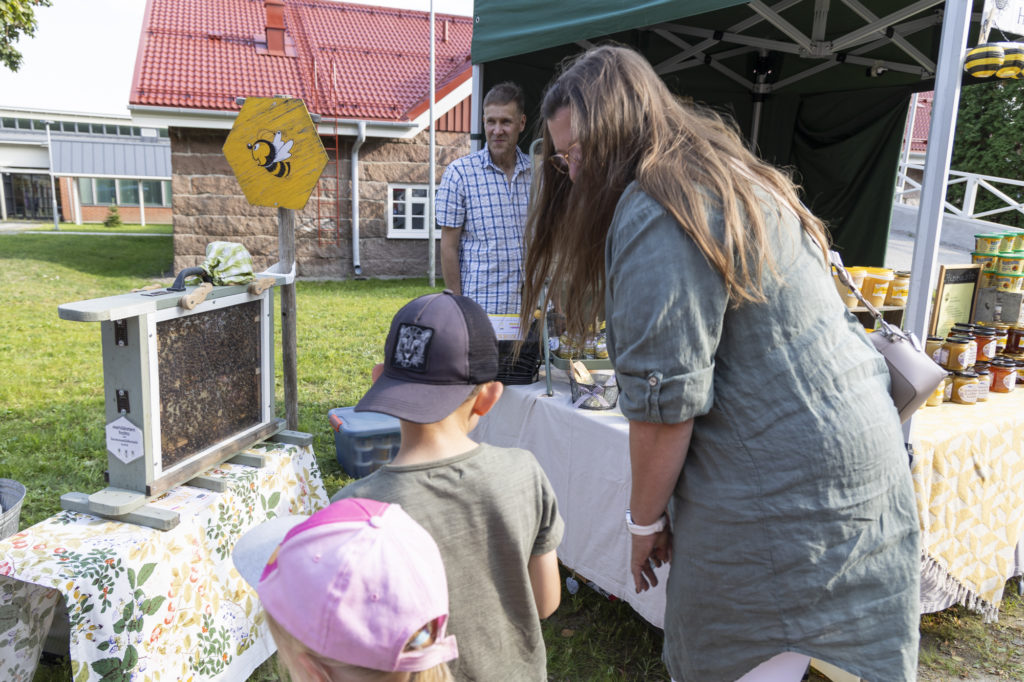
[332,443,564,682]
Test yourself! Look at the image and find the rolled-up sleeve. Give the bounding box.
[605,186,728,424]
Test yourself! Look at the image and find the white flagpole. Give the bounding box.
[428,0,437,286]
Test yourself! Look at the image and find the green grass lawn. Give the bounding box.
[0,233,669,680]
[0,233,435,528]
[3,232,1022,682]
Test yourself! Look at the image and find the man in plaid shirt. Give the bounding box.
[437,82,531,315]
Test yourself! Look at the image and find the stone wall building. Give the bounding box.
[170,127,469,277]
[130,0,474,279]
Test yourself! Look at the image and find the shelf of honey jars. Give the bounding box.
[832,266,910,330]
[920,322,1024,407]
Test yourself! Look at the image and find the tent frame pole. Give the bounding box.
[902,0,972,441]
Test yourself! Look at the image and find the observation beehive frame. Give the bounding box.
[57,280,287,528]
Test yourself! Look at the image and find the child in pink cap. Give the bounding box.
[232,497,458,682]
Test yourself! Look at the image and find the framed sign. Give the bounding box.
[929,264,982,338]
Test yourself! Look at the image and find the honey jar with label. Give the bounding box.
[942,336,972,371]
[994,324,1010,354]
[974,329,997,362]
[950,325,978,366]
[1007,326,1024,354]
[952,370,979,405]
[925,336,946,365]
[975,368,990,401]
[990,358,1017,393]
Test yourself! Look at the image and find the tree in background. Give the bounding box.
[0,0,51,72]
[949,78,1024,228]
[103,204,122,228]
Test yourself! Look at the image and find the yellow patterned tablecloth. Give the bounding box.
[910,389,1024,620]
[0,441,329,681]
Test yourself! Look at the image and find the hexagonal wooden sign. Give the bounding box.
[223,97,328,210]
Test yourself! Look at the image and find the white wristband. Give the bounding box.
[626,509,667,536]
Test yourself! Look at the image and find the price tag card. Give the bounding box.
[488,314,523,341]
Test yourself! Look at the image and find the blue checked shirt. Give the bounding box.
[435,145,531,314]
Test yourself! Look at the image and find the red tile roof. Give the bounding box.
[130,0,473,122]
[906,91,932,153]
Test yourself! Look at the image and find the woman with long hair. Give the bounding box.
[521,45,920,681]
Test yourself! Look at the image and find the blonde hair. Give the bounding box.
[266,612,454,682]
[520,44,830,342]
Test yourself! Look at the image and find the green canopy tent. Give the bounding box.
[470,0,986,267]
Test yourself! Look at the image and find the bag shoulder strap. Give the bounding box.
[830,251,920,350]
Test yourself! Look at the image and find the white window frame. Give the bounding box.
[386,183,438,239]
[77,177,172,207]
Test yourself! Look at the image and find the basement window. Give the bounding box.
[387,184,438,239]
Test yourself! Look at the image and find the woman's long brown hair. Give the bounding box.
[519,45,829,343]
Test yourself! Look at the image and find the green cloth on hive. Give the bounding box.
[189,242,256,286]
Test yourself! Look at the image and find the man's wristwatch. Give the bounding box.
[625,509,667,536]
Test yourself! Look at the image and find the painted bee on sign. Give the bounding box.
[247,130,294,178]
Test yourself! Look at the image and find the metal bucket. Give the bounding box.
[0,478,27,539]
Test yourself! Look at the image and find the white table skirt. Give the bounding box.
[471,377,670,627]
[474,376,1024,628]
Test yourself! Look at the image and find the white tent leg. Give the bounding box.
[904,0,971,338]
[902,0,972,441]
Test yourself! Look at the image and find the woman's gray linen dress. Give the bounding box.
[604,183,921,682]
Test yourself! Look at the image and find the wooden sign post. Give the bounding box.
[224,97,328,429]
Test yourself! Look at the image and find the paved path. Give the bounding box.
[0,222,167,237]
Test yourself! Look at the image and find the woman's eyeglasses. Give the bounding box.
[548,143,581,174]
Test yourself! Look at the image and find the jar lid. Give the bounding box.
[946,334,972,342]
[954,370,979,378]
[976,368,991,375]
[927,335,945,341]
[974,329,996,337]
[894,270,911,277]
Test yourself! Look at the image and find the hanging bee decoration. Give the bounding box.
[247,130,294,178]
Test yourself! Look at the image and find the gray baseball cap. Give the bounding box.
[356,290,499,424]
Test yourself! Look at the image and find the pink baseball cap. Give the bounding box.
[231,498,458,672]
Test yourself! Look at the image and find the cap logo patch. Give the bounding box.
[393,323,433,372]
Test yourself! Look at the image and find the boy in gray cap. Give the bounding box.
[331,290,564,682]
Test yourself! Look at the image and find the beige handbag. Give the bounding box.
[830,251,946,422]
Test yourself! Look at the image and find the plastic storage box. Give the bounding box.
[328,407,401,479]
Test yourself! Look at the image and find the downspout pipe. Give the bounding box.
[351,120,366,276]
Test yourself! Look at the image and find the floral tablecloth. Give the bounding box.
[0,441,328,681]
[911,389,1024,620]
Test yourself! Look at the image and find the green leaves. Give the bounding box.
[951,80,1024,228]
[89,644,137,682]
[141,595,165,616]
[0,0,53,72]
[136,562,156,588]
